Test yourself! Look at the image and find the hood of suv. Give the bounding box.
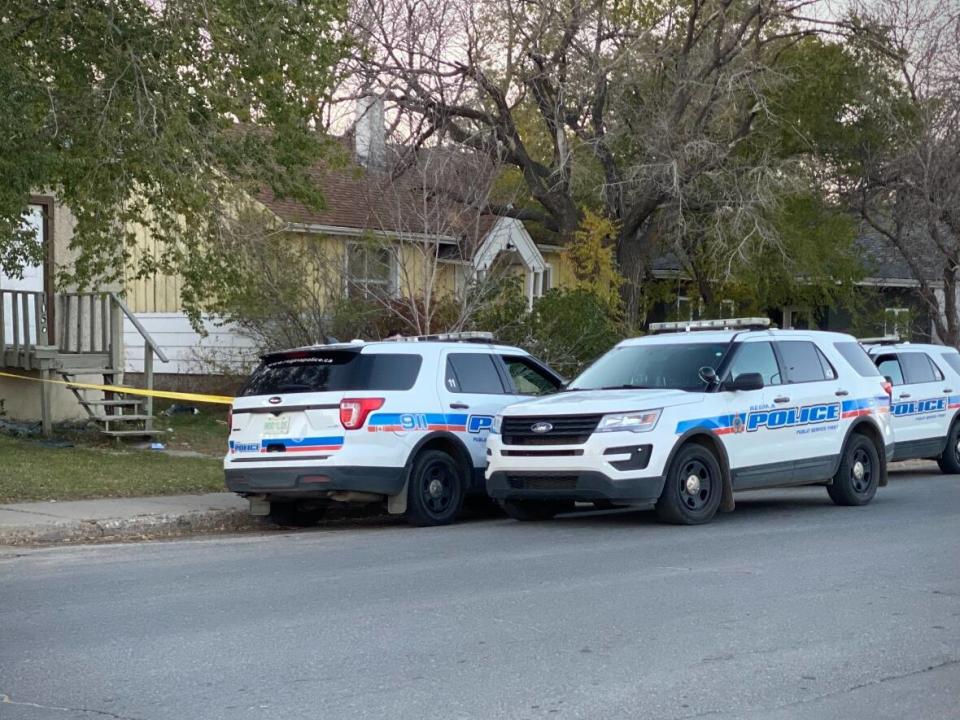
[502,388,704,417]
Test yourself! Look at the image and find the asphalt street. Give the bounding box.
[2,468,959,720]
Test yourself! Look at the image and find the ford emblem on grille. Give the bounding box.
[268,396,282,405]
[531,421,553,433]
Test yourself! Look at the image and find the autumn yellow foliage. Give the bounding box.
[563,209,625,315]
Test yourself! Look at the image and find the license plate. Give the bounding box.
[263,415,291,435]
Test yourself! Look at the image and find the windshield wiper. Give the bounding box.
[596,384,653,390]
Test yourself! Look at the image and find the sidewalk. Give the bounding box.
[0,493,253,546]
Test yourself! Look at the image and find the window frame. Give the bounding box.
[500,354,563,396]
[723,340,783,387]
[898,351,944,385]
[444,352,510,395]
[773,340,837,385]
[875,354,906,386]
[344,241,397,299]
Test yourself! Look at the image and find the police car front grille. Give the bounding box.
[507,475,579,490]
[501,414,603,446]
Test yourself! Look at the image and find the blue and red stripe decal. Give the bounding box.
[366,413,468,433]
[229,436,344,454]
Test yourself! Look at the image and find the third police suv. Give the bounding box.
[485,318,895,524]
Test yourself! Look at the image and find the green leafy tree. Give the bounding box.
[0,0,347,320]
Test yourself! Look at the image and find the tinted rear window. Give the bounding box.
[242,352,421,396]
[941,353,960,376]
[900,352,942,384]
[834,342,882,377]
[777,341,831,383]
[445,353,507,394]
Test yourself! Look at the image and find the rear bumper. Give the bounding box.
[225,465,406,497]
[486,470,665,506]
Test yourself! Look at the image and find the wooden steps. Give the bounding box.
[58,367,163,440]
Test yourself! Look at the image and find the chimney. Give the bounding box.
[355,95,386,171]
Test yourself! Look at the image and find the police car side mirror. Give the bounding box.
[726,372,764,392]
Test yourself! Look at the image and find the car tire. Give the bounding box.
[267,501,327,527]
[405,450,465,527]
[500,499,574,521]
[655,443,724,525]
[827,433,880,506]
[937,422,960,474]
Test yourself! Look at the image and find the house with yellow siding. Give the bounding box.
[119,101,575,375]
[2,98,575,435]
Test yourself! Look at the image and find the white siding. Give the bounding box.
[123,313,259,374]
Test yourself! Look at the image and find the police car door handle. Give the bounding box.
[773,396,790,404]
[835,390,849,397]
[450,403,470,410]
[944,388,954,394]
[899,393,911,399]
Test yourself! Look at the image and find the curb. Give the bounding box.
[0,508,260,547]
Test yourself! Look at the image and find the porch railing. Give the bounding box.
[0,289,49,369]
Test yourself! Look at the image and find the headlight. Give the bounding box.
[597,409,661,433]
[490,414,503,434]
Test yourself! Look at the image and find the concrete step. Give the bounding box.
[100,414,155,423]
[80,399,142,407]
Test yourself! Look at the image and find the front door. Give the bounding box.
[717,339,783,481]
[1,203,49,346]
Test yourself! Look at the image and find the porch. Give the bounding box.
[0,289,168,437]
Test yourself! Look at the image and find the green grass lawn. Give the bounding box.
[0,434,225,503]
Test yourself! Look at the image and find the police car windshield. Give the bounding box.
[569,342,728,392]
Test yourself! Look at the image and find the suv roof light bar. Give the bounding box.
[649,317,771,334]
[384,331,496,344]
[858,335,902,346]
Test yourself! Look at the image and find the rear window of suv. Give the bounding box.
[834,342,882,377]
[241,351,422,396]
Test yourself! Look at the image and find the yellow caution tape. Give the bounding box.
[0,370,234,405]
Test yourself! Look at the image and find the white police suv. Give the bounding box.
[486,319,895,525]
[863,338,960,473]
[224,333,562,526]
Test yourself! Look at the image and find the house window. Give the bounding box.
[542,265,553,293]
[884,308,909,337]
[345,242,394,299]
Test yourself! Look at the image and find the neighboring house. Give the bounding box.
[647,229,936,341]
[121,99,574,375]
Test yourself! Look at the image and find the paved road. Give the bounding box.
[2,469,959,720]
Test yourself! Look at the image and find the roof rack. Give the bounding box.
[649,317,772,334]
[384,331,496,344]
[858,335,902,346]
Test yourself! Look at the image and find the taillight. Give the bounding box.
[881,381,893,403]
[339,397,385,429]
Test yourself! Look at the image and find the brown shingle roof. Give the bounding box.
[255,140,501,251]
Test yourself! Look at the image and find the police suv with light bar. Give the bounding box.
[485,319,895,524]
[224,333,563,526]
[862,338,960,473]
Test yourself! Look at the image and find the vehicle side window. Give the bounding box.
[777,341,831,383]
[876,355,905,385]
[833,342,882,377]
[899,352,941,384]
[445,353,507,394]
[815,347,838,380]
[502,356,561,395]
[940,352,960,376]
[726,342,781,386]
